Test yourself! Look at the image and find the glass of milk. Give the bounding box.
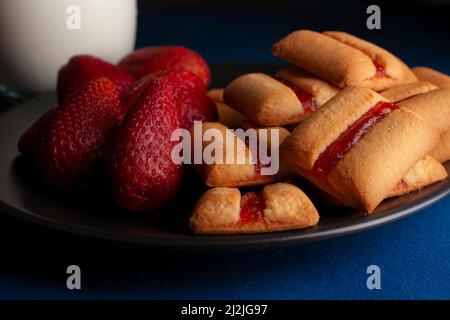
[0,0,137,96]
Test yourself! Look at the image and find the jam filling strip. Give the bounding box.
[373,60,389,78]
[312,101,399,180]
[240,191,265,223]
[278,79,316,113]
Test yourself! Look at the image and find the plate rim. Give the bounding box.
[1,184,448,249]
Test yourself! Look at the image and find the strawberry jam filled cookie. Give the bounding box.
[224,70,339,126]
[272,30,416,91]
[397,88,450,134]
[380,81,438,103]
[207,88,246,128]
[224,73,306,126]
[398,88,450,164]
[275,66,340,108]
[190,122,293,187]
[379,87,450,196]
[314,156,447,205]
[412,67,450,88]
[190,183,319,234]
[388,156,447,198]
[281,87,440,213]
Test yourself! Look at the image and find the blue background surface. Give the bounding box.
[1,3,450,300]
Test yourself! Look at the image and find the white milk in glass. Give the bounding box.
[0,0,137,93]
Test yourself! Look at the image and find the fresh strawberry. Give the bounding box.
[121,70,217,128]
[120,72,163,114]
[173,73,217,129]
[57,55,134,103]
[18,108,55,156]
[105,74,183,211]
[118,46,211,87]
[18,78,122,186]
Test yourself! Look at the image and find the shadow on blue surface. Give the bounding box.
[1,197,449,299]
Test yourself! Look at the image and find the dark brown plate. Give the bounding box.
[0,63,449,249]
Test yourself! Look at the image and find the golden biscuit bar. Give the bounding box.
[388,156,447,198]
[207,88,246,128]
[313,156,447,204]
[398,88,450,164]
[224,73,305,126]
[238,121,291,148]
[380,81,438,103]
[189,183,319,234]
[398,88,450,133]
[224,71,338,126]
[323,31,418,86]
[272,30,416,91]
[412,67,450,88]
[275,66,340,107]
[281,87,390,171]
[281,87,440,213]
[324,109,439,212]
[314,156,447,204]
[237,121,292,157]
[190,122,292,187]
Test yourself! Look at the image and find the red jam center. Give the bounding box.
[278,79,316,113]
[239,192,265,223]
[312,101,399,180]
[373,60,388,78]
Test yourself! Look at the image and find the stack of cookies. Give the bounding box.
[190,29,450,234]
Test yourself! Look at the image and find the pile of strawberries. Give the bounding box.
[18,46,217,212]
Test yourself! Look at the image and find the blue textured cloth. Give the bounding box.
[1,3,450,300]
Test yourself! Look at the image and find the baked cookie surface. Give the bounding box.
[190,122,293,187]
[207,88,246,128]
[272,30,417,91]
[380,81,438,103]
[190,183,320,234]
[412,67,450,88]
[389,156,447,198]
[281,87,440,212]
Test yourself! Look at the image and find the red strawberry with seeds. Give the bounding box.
[105,73,182,211]
[118,46,211,87]
[173,73,217,129]
[120,72,164,114]
[57,55,134,103]
[18,108,55,156]
[121,70,217,128]
[18,78,122,186]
